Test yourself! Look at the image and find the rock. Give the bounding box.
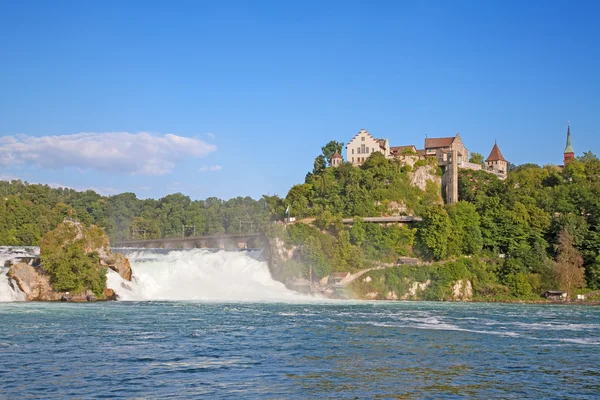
[61,293,73,302]
[86,294,97,302]
[266,235,299,284]
[386,291,398,300]
[387,201,407,216]
[107,254,132,281]
[410,166,442,194]
[103,288,117,301]
[8,263,62,301]
[400,280,431,300]
[452,279,473,301]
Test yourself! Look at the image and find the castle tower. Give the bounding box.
[446,149,459,204]
[485,141,508,180]
[564,123,575,165]
[331,151,343,167]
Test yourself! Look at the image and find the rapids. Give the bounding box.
[0,247,305,302]
[108,248,306,301]
[0,247,35,301]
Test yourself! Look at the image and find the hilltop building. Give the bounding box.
[424,134,468,165]
[564,123,575,165]
[423,134,482,204]
[485,141,508,180]
[331,151,343,167]
[344,128,504,204]
[346,129,391,166]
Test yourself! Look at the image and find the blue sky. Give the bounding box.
[1,0,599,200]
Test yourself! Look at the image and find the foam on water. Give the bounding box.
[0,247,37,302]
[108,248,310,302]
[0,246,312,302]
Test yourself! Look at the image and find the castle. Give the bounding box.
[342,128,507,203]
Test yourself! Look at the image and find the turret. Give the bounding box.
[564,123,575,165]
[485,141,508,180]
[331,151,343,167]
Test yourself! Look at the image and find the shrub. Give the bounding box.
[40,222,109,296]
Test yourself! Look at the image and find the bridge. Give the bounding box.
[113,233,264,250]
[113,216,422,249]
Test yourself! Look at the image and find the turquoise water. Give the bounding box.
[1,301,599,399]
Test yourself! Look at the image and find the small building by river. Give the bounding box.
[542,291,567,301]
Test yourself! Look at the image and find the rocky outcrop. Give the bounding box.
[105,253,132,281]
[8,220,132,301]
[8,263,61,301]
[43,220,132,282]
[452,279,473,301]
[103,288,117,301]
[400,280,431,300]
[265,236,299,284]
[8,262,116,302]
[386,291,398,300]
[409,166,442,192]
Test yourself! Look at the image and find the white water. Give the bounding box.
[0,247,36,301]
[0,247,308,302]
[107,248,308,302]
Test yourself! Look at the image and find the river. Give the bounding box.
[1,247,599,398]
[0,301,599,398]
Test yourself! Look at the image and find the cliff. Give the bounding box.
[265,235,300,287]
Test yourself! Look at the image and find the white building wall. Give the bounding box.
[346,129,386,166]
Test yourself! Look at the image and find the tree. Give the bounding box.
[313,155,327,175]
[285,184,312,218]
[40,223,108,296]
[418,205,452,260]
[349,217,366,246]
[321,141,344,165]
[446,201,483,256]
[554,229,585,298]
[469,152,485,166]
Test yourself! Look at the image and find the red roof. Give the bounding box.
[486,142,506,162]
[390,145,417,155]
[332,151,342,159]
[425,136,456,149]
[376,139,387,150]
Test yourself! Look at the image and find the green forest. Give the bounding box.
[267,145,600,299]
[0,180,274,244]
[2,145,600,299]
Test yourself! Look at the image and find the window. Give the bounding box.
[352,149,354,154]
[361,137,365,141]
[352,157,354,163]
[366,147,369,153]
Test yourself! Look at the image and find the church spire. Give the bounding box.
[564,122,574,154]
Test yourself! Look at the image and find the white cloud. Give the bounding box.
[206,132,216,139]
[198,165,222,172]
[0,132,216,176]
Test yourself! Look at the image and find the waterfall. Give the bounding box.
[107,248,306,301]
[1,247,308,302]
[0,247,37,302]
